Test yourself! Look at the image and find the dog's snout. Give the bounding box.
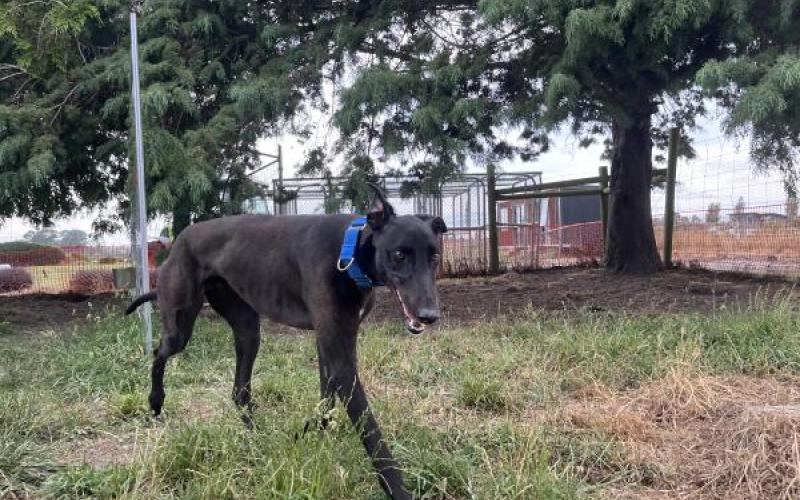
[417,308,439,324]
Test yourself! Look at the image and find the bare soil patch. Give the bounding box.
[369,267,796,326]
[0,292,121,336]
[1,268,794,335]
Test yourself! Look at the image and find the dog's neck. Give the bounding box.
[356,227,382,285]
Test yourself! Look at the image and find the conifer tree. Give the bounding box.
[254,0,800,273]
[1,0,291,233]
[3,1,800,275]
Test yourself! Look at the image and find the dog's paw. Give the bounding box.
[240,412,254,431]
[295,417,330,440]
[147,412,165,427]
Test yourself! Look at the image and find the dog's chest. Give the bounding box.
[244,285,314,330]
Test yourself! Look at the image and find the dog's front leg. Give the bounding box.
[317,330,411,500]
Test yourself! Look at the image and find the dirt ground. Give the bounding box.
[0,267,794,335]
[388,266,796,326]
[0,291,121,334]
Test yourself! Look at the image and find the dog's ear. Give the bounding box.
[366,182,395,229]
[416,215,448,234]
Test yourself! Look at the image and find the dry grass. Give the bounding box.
[548,365,800,499]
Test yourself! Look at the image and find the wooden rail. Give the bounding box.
[495,168,667,200]
[486,161,675,273]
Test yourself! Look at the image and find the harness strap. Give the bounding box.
[337,216,383,289]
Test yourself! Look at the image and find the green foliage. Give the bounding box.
[705,202,721,224]
[3,0,800,247]
[699,48,800,189]
[0,0,283,230]
[23,228,88,246]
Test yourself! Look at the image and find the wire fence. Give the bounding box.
[0,243,163,295]
[3,137,800,296]
[663,204,800,277]
[662,136,799,277]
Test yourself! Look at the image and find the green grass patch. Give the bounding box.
[2,299,800,498]
[457,377,509,412]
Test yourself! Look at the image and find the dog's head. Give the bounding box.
[365,183,447,334]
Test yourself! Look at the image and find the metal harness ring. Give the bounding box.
[337,258,355,272]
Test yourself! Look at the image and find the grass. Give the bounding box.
[2,299,800,498]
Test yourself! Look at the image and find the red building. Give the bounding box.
[497,192,603,258]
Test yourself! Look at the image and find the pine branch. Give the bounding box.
[49,84,80,126]
[0,72,27,83]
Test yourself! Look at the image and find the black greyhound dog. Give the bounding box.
[126,185,447,499]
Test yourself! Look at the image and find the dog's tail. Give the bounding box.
[125,291,157,315]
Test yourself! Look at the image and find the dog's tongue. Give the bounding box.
[394,289,425,335]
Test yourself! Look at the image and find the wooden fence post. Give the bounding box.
[599,166,609,257]
[487,163,500,275]
[663,127,679,268]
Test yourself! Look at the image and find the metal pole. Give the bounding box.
[663,127,679,268]
[277,144,283,215]
[486,163,499,274]
[130,8,152,354]
[599,166,609,257]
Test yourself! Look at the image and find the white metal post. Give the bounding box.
[130,8,152,354]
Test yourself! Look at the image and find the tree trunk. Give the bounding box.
[171,201,192,237]
[604,110,663,274]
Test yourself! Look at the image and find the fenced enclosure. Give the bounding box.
[6,135,800,297]
[253,172,544,276]
[257,172,622,275]
[658,135,800,278]
[0,242,163,295]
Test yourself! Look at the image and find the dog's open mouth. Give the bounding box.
[392,288,425,334]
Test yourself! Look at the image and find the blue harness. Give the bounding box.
[337,216,383,289]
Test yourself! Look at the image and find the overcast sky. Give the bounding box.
[0,109,786,244]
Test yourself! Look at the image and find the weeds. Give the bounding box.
[2,300,800,498]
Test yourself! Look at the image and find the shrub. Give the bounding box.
[0,241,66,266]
[0,241,42,252]
[0,268,33,293]
[69,270,114,294]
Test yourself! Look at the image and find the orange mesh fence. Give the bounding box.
[666,203,800,278]
[0,244,160,296]
[439,220,605,275]
[441,228,488,277]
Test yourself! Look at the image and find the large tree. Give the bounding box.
[0,0,118,225]
[0,0,297,234]
[253,0,800,273]
[3,1,800,275]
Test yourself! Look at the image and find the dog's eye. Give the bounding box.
[392,250,406,263]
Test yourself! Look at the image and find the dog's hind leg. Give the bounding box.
[149,264,203,417]
[204,278,261,428]
[315,314,411,500]
[150,301,201,417]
